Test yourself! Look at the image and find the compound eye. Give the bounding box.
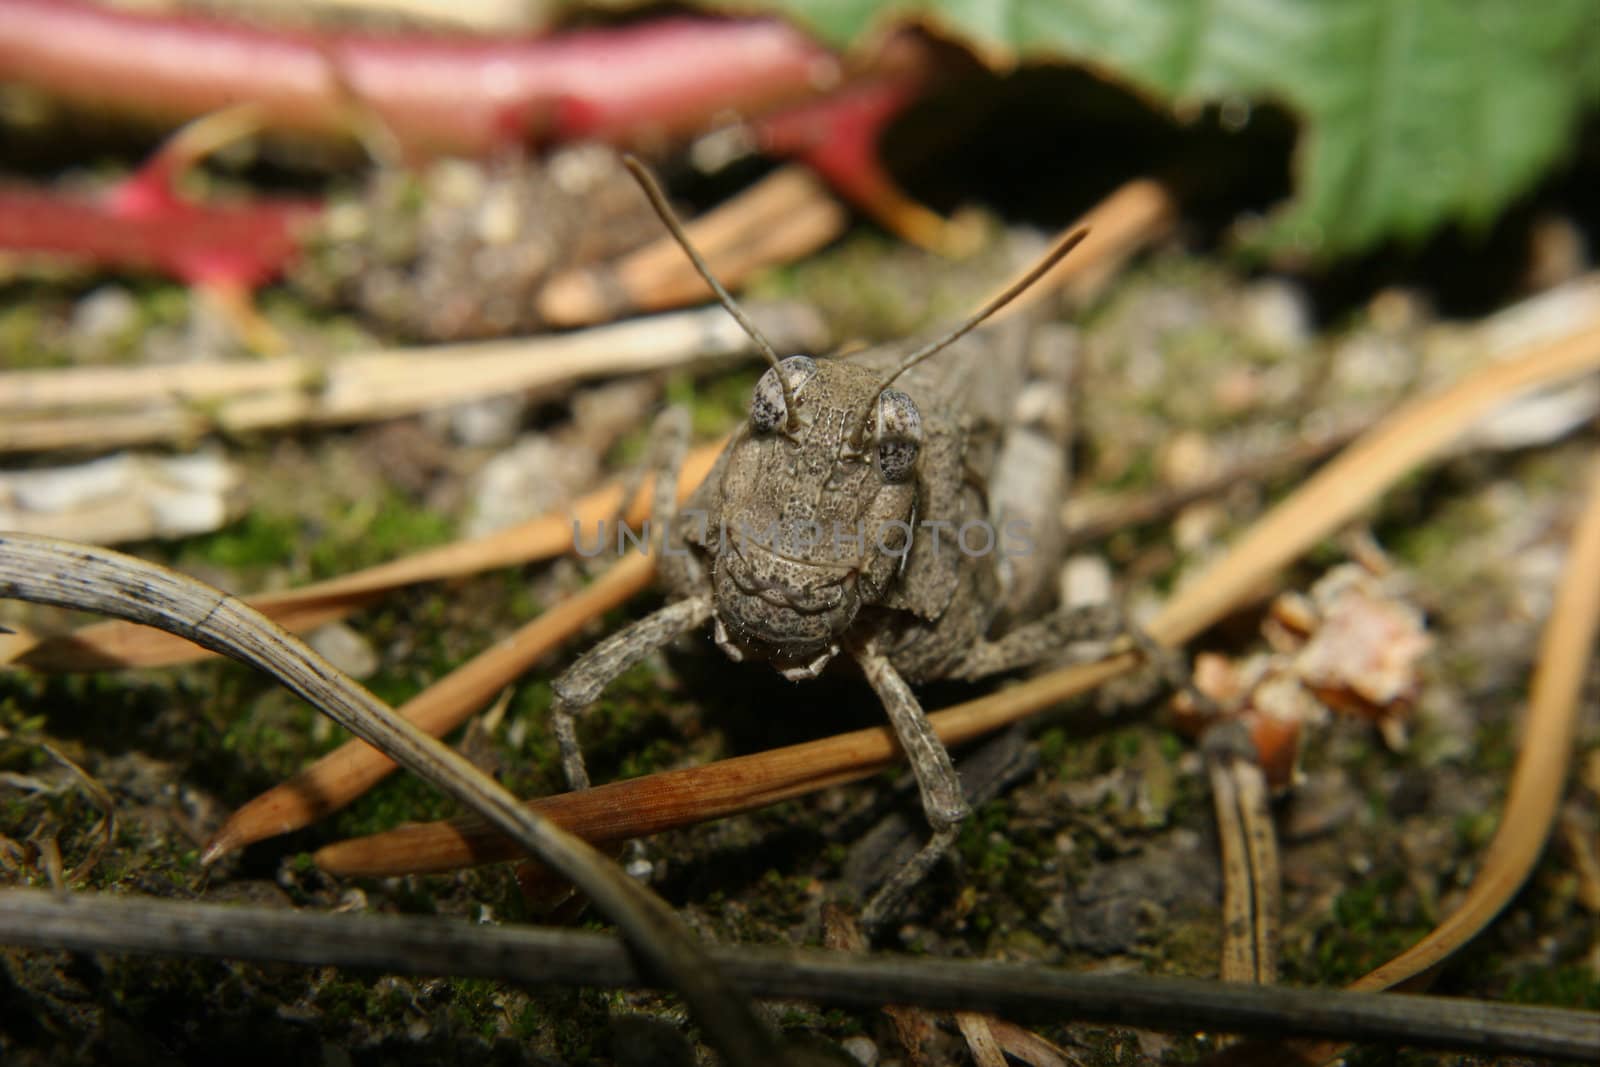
[874,388,922,483]
[750,356,817,433]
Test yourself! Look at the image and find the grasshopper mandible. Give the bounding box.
[553,158,1162,930]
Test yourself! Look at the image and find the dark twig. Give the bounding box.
[0,888,1594,1062]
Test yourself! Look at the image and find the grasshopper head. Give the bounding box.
[698,355,922,680]
[615,155,1083,681]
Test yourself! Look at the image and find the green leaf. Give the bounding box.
[753,0,1600,256]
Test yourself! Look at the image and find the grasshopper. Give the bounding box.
[553,158,1165,929]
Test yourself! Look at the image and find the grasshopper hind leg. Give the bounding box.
[953,601,1198,712]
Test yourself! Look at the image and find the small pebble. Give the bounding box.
[841,1035,878,1066]
[433,394,527,448]
[464,435,599,537]
[70,285,138,349]
[1059,554,1113,609]
[307,622,380,680]
[1234,278,1311,353]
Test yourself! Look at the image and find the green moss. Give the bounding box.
[665,366,763,439]
[255,287,374,352]
[1502,959,1600,1009]
[553,656,693,785]
[0,298,58,367]
[176,510,303,577]
[313,976,371,1022]
[1036,726,1068,769]
[218,694,323,780]
[446,977,505,1039]
[756,867,817,915]
[1453,809,1498,850]
[748,228,935,343]
[172,488,451,595]
[138,281,193,328]
[305,490,453,578]
[1304,871,1435,985]
[331,764,461,840]
[616,736,681,779]
[1150,911,1224,977]
[513,988,613,1059]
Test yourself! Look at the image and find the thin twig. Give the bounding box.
[537,164,848,327]
[0,889,1594,1061]
[1063,424,1364,544]
[0,533,789,1065]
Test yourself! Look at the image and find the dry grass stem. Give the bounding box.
[1234,759,1280,984]
[982,1020,1081,1067]
[1210,751,1257,985]
[1351,451,1600,990]
[1209,747,1282,986]
[0,304,823,453]
[1152,320,1600,647]
[991,179,1176,319]
[956,1012,1010,1067]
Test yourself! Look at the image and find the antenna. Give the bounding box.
[621,155,798,430]
[877,228,1089,392]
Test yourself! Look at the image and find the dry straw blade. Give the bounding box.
[0,304,823,454]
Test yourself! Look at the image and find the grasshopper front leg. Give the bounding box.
[553,405,711,792]
[552,595,712,790]
[853,635,970,932]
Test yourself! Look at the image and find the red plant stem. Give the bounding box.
[754,78,944,249]
[0,0,842,158]
[0,185,319,288]
[756,78,916,203]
